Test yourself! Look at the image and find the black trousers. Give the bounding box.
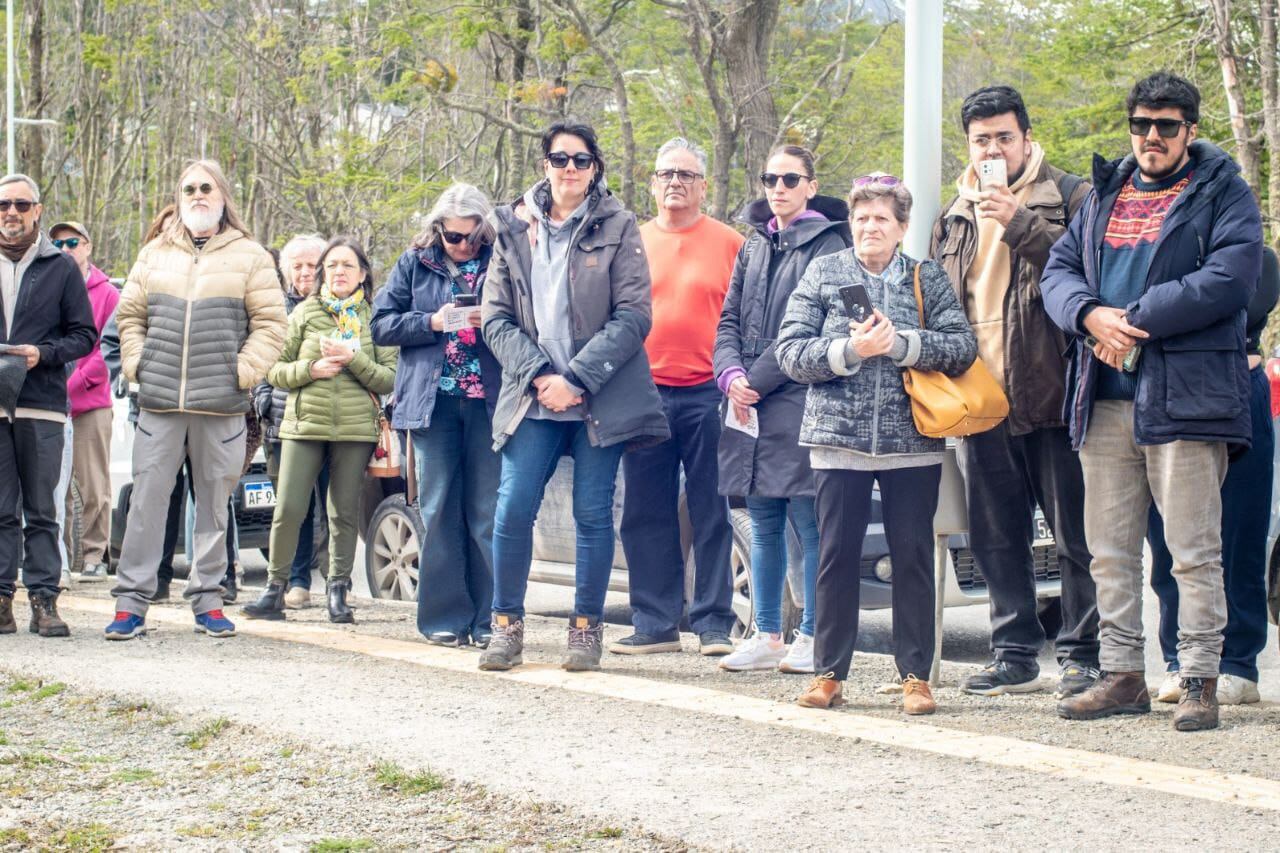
[813,464,940,681]
[0,419,65,597]
[956,423,1098,667]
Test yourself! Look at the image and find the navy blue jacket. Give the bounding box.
[371,243,500,430]
[1042,141,1263,449]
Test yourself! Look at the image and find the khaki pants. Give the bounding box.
[1079,400,1228,678]
[67,407,113,567]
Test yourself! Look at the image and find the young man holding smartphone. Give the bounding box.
[929,86,1099,700]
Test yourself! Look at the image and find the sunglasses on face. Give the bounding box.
[759,172,810,189]
[0,200,34,213]
[1128,117,1194,139]
[438,226,480,246]
[852,173,902,189]
[181,182,215,196]
[547,151,596,170]
[53,237,81,250]
[654,169,703,185]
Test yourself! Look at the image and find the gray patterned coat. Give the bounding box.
[775,251,977,457]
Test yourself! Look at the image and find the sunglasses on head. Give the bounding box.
[852,173,902,189]
[547,151,596,170]
[759,172,810,189]
[1128,116,1194,138]
[0,200,34,213]
[53,237,81,250]
[181,182,215,196]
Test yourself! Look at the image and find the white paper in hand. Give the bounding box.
[442,307,472,333]
[726,404,759,438]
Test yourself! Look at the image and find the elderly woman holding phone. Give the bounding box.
[775,174,977,714]
[245,236,397,624]
[373,183,502,649]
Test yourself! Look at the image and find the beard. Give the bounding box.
[0,220,29,240]
[181,203,224,235]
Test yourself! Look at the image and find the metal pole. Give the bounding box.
[6,0,13,175]
[902,0,943,259]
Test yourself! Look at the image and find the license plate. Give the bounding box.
[243,482,276,509]
[1034,516,1052,544]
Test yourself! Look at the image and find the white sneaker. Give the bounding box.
[1216,673,1261,705]
[778,630,814,674]
[60,568,72,589]
[1155,671,1183,703]
[719,633,786,672]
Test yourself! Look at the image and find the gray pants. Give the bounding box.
[1079,400,1228,677]
[111,410,246,617]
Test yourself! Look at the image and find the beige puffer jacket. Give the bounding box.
[118,228,287,415]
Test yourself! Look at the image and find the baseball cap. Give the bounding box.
[49,220,90,241]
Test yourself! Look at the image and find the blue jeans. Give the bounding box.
[1147,365,1273,682]
[289,460,330,591]
[413,397,500,639]
[491,418,624,620]
[745,496,819,636]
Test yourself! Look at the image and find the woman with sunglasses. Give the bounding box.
[775,174,977,713]
[713,145,850,675]
[480,121,668,672]
[371,183,502,647]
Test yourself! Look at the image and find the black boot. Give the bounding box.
[242,582,286,620]
[327,579,354,624]
[29,592,70,638]
[221,562,240,605]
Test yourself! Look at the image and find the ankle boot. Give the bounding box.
[327,579,354,624]
[1173,677,1219,732]
[29,592,70,638]
[242,582,287,620]
[1056,671,1150,720]
[0,594,16,634]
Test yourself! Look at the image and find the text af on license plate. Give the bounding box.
[244,481,276,509]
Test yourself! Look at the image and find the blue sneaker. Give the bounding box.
[104,611,148,641]
[193,609,236,638]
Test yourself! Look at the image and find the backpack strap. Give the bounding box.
[1056,172,1086,221]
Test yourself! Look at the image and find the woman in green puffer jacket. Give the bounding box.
[244,236,397,623]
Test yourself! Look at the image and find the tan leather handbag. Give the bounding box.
[368,393,402,478]
[901,264,1008,438]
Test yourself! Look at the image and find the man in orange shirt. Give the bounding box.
[613,138,745,656]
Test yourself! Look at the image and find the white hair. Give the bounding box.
[413,183,496,249]
[0,173,40,203]
[279,233,327,287]
[655,137,708,174]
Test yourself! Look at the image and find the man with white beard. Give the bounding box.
[105,160,286,640]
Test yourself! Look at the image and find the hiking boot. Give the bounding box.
[80,562,108,582]
[283,586,311,609]
[0,594,15,634]
[1056,671,1150,720]
[1056,661,1101,698]
[562,615,604,672]
[608,630,682,655]
[194,609,236,638]
[29,593,70,637]
[326,579,354,624]
[698,630,734,657]
[243,582,286,621]
[1216,673,1260,705]
[1173,677,1219,732]
[1155,670,1183,703]
[961,659,1042,695]
[797,672,844,709]
[478,614,524,671]
[778,630,815,674]
[902,674,936,715]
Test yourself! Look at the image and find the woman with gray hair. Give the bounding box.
[372,182,501,647]
[775,173,977,714]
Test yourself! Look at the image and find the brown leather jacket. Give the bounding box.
[929,161,1090,435]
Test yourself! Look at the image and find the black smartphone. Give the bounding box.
[454,293,478,308]
[838,284,875,324]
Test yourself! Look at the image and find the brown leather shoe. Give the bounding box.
[1056,670,1149,720]
[28,593,70,638]
[1172,677,1219,732]
[902,674,936,715]
[797,672,844,709]
[0,594,15,634]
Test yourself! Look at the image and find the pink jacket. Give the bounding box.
[67,265,119,418]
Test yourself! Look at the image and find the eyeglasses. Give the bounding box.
[1128,117,1194,138]
[52,237,81,250]
[181,182,215,196]
[0,200,34,213]
[438,226,479,246]
[654,169,703,185]
[547,151,596,170]
[852,173,902,189]
[760,172,810,189]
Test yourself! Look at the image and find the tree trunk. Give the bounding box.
[1206,0,1261,191]
[1261,0,1280,247]
[722,0,780,198]
[26,0,46,189]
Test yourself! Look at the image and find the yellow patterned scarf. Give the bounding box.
[319,284,365,344]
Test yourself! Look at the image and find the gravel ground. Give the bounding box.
[0,671,690,852]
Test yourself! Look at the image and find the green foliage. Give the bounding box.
[182,717,231,750]
[372,760,445,795]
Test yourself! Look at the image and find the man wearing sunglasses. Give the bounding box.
[0,175,98,638]
[930,85,1099,702]
[1044,72,1263,732]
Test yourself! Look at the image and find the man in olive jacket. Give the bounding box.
[930,86,1098,699]
[106,160,286,640]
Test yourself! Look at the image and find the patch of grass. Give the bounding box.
[0,752,54,769]
[0,828,32,846]
[32,682,67,701]
[249,806,277,818]
[5,678,35,693]
[589,827,624,839]
[373,760,445,796]
[176,825,219,838]
[109,767,157,784]
[182,717,230,750]
[240,760,263,775]
[310,840,376,853]
[46,823,118,852]
[0,729,7,745]
[279,745,295,758]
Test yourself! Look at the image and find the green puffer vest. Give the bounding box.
[268,297,398,443]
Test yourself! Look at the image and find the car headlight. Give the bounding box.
[874,556,892,582]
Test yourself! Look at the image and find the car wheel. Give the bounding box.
[364,493,422,601]
[67,478,85,574]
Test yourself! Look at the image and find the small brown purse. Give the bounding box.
[368,392,402,478]
[900,264,1008,438]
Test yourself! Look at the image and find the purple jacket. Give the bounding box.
[68,264,119,418]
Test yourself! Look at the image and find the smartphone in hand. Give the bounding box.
[454,293,478,308]
[839,284,875,325]
[978,159,1008,191]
